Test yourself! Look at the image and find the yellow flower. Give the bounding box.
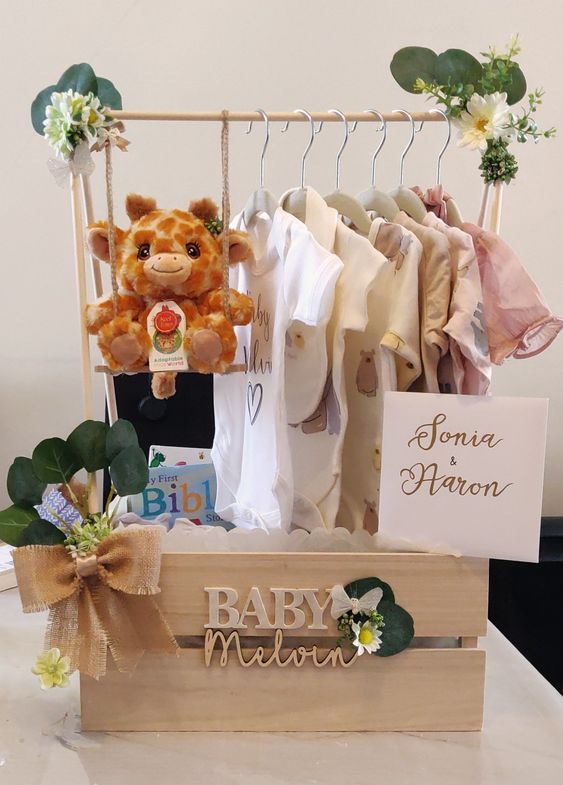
[32,648,71,690]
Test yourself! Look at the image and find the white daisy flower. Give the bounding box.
[351,620,382,655]
[454,92,515,151]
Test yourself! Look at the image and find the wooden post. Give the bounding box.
[80,174,119,425]
[477,182,490,228]
[489,180,504,234]
[70,173,98,513]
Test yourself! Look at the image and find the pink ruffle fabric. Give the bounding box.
[461,223,563,363]
[411,185,451,222]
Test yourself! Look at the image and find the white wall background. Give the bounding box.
[1,0,562,513]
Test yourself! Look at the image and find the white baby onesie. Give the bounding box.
[337,217,422,533]
[280,187,387,531]
[212,204,343,530]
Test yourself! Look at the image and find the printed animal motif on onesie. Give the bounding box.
[356,349,378,397]
[374,223,413,272]
[471,303,490,355]
[294,373,341,436]
[285,326,306,358]
[363,499,378,534]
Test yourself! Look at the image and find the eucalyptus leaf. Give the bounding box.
[30,84,57,135]
[32,438,81,484]
[0,505,37,546]
[96,77,123,110]
[435,49,483,87]
[375,600,415,657]
[19,519,66,546]
[344,576,395,604]
[56,63,98,95]
[110,446,149,496]
[7,457,46,507]
[501,63,527,105]
[390,46,438,92]
[67,420,109,472]
[106,419,139,462]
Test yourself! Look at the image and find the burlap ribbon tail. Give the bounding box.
[13,527,178,679]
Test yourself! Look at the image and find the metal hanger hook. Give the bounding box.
[429,108,451,184]
[327,109,354,190]
[281,109,321,188]
[392,109,418,185]
[245,108,270,188]
[364,109,387,187]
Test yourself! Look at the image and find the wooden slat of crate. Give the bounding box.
[81,646,485,732]
[158,553,488,638]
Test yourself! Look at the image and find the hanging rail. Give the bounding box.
[109,110,446,123]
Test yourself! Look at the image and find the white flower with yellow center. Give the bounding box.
[32,648,71,689]
[454,92,514,150]
[351,620,382,655]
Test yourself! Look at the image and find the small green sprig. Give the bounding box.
[64,514,114,556]
[204,216,223,237]
[479,139,519,184]
[507,89,556,143]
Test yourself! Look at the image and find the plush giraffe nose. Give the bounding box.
[145,252,191,284]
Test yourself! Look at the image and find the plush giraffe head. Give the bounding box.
[87,194,252,300]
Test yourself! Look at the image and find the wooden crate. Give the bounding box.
[81,552,488,731]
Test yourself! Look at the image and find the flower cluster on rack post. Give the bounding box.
[30,63,127,180]
[391,36,555,184]
[329,579,414,657]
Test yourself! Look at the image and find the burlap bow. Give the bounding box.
[13,527,178,679]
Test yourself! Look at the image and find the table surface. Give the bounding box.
[1,587,562,785]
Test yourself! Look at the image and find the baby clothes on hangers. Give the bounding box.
[337,217,422,534]
[212,205,343,530]
[423,213,491,395]
[461,223,563,363]
[280,186,386,531]
[394,212,452,393]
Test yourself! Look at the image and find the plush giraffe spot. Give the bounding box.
[157,217,177,232]
[133,229,156,245]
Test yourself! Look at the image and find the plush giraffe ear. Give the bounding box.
[125,193,157,222]
[87,222,124,262]
[223,229,254,264]
[189,197,219,222]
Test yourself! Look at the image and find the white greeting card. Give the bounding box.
[378,392,548,562]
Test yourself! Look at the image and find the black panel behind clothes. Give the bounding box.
[104,372,215,495]
[488,519,563,694]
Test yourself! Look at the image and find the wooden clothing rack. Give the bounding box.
[71,107,503,433]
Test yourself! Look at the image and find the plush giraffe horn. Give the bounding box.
[126,194,157,221]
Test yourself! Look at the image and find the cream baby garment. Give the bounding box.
[212,205,342,530]
[280,187,386,531]
[336,218,422,533]
[423,213,491,395]
[394,212,452,393]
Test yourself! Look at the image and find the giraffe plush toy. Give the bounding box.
[86,194,254,399]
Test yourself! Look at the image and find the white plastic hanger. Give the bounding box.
[356,109,400,221]
[242,108,279,223]
[323,109,373,235]
[388,109,428,223]
[428,108,464,228]
[279,108,321,222]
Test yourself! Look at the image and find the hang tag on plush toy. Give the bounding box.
[147,302,188,372]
